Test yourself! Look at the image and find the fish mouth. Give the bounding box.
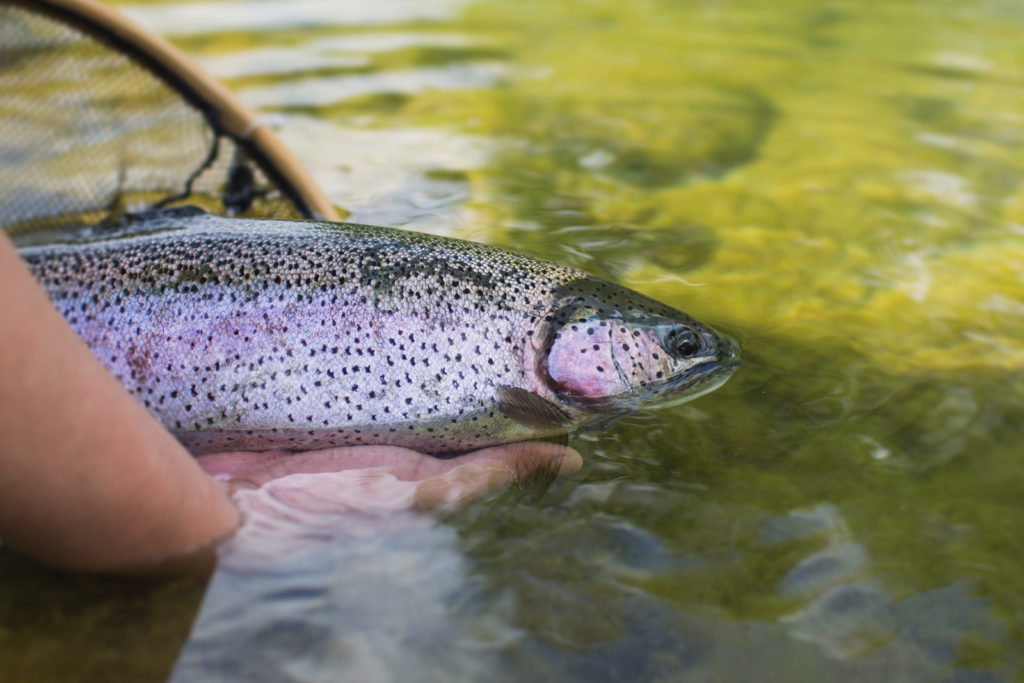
[618,333,741,411]
[650,355,740,409]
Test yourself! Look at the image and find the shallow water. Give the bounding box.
[5,0,1024,680]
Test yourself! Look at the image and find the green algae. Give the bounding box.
[428,0,1024,677]
[0,553,205,683]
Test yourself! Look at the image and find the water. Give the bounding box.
[4,0,1024,680]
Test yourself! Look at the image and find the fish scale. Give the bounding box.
[20,209,739,455]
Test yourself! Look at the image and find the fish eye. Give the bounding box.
[665,327,700,358]
[675,335,699,357]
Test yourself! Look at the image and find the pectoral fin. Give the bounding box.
[503,438,575,500]
[496,386,571,430]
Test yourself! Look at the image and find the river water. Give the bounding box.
[4,0,1024,680]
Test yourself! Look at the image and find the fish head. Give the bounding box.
[535,278,740,415]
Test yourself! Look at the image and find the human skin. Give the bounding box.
[0,232,578,574]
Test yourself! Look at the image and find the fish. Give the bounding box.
[19,208,739,456]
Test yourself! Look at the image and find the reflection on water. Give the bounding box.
[280,118,489,230]
[234,62,505,109]
[122,0,470,33]
[174,510,478,682]
[8,0,1024,679]
[194,33,476,78]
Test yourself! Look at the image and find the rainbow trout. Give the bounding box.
[20,209,739,455]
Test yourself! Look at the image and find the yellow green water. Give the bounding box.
[4,0,1024,680]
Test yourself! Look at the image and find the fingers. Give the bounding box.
[202,442,582,562]
[197,447,431,490]
[198,441,581,516]
[412,442,582,511]
[198,442,581,487]
[442,441,583,477]
[411,460,512,511]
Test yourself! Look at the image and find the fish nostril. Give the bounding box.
[711,333,740,363]
[698,330,724,358]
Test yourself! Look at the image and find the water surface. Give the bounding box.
[4,0,1024,680]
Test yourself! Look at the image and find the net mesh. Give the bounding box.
[0,2,307,242]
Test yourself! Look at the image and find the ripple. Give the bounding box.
[275,118,489,230]
[196,33,477,79]
[780,545,870,597]
[781,583,894,659]
[122,0,470,35]
[238,62,505,109]
[197,49,370,80]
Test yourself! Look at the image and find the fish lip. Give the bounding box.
[556,355,740,413]
[667,354,740,392]
[635,356,739,409]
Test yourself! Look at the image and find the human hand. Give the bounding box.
[199,441,581,512]
[194,442,581,565]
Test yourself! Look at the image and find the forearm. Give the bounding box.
[0,232,240,572]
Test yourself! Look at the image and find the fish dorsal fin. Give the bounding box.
[496,386,571,429]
